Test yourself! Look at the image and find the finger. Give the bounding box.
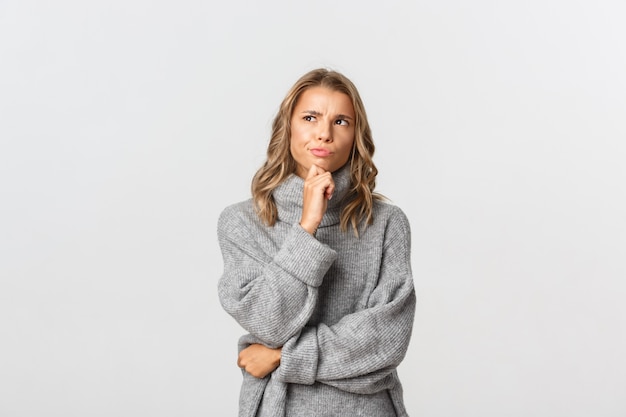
[324,173,335,200]
[306,164,321,180]
[313,164,327,174]
[308,163,328,178]
[308,172,333,199]
[325,179,335,200]
[237,349,248,368]
[309,172,333,199]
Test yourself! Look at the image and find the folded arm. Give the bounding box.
[218,206,337,347]
[274,208,416,393]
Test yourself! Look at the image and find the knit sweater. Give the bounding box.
[218,165,416,417]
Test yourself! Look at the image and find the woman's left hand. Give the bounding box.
[237,344,282,378]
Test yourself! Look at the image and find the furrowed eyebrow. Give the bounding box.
[300,110,353,120]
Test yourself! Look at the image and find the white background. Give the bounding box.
[1,0,625,416]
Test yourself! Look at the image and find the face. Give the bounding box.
[289,86,356,178]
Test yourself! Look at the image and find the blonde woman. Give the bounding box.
[218,68,415,416]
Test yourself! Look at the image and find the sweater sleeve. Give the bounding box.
[273,207,416,394]
[217,204,338,347]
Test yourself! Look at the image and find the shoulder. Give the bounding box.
[218,199,259,235]
[372,200,411,231]
[369,200,411,248]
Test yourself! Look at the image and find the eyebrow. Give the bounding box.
[301,110,354,120]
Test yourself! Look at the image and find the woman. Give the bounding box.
[218,68,415,416]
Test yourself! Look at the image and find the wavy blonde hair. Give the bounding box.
[251,68,383,236]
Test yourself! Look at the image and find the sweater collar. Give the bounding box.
[273,164,352,227]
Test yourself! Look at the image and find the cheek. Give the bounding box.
[289,129,306,157]
[339,132,355,155]
[290,124,307,144]
[344,142,355,160]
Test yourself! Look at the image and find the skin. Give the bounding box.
[237,343,282,379]
[237,86,357,378]
[290,86,356,234]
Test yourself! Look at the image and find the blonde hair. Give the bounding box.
[251,68,383,236]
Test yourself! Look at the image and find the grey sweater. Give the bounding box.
[218,166,416,417]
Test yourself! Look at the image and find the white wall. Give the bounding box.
[1,1,625,416]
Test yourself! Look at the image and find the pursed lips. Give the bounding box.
[310,148,331,157]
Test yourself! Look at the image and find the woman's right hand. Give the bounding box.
[299,164,335,235]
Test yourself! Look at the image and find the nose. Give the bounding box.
[318,122,333,142]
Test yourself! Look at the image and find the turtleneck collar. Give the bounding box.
[273,164,352,227]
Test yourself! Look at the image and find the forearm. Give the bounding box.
[275,284,416,390]
[219,221,337,346]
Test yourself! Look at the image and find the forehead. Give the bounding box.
[294,87,355,115]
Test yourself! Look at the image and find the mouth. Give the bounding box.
[310,148,331,157]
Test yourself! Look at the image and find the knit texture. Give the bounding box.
[218,166,416,417]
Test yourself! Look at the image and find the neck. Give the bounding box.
[273,164,352,227]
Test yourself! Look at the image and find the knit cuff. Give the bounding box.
[272,223,337,288]
[275,326,318,385]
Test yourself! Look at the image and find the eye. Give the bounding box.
[335,119,349,126]
[304,115,316,122]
